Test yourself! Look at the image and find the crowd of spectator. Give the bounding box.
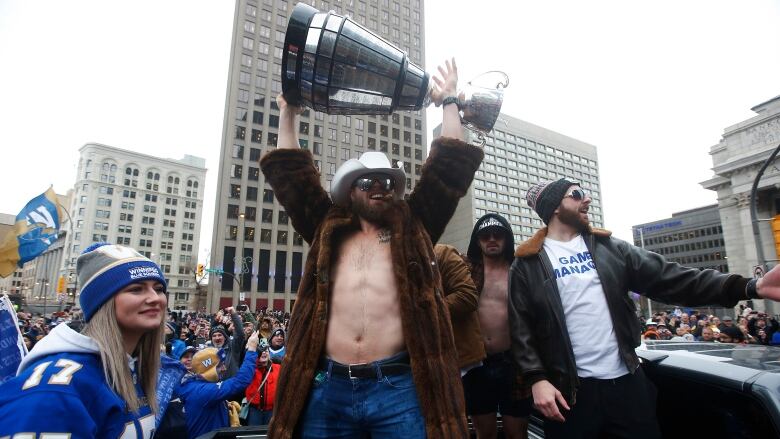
[640,307,780,345]
[13,299,780,437]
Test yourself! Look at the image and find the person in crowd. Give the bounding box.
[461,214,531,439]
[0,243,167,438]
[718,326,746,344]
[259,316,274,340]
[508,178,780,439]
[193,322,210,349]
[179,331,260,438]
[656,322,673,340]
[207,306,245,379]
[260,58,481,438]
[22,332,36,352]
[642,320,659,340]
[268,328,286,362]
[748,311,779,342]
[709,316,722,331]
[246,339,281,426]
[179,327,192,346]
[675,324,691,337]
[179,346,197,372]
[699,327,717,342]
[240,321,257,364]
[166,321,186,359]
[717,315,734,332]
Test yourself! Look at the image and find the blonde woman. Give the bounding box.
[0,243,167,438]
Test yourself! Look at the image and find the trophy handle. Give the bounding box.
[468,71,509,90]
[464,125,487,147]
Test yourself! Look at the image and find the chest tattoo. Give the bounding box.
[377,228,391,244]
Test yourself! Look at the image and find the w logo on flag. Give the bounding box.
[0,188,63,278]
[26,205,58,231]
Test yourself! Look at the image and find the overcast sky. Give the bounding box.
[1,0,779,265]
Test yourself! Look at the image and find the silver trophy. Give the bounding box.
[282,3,508,144]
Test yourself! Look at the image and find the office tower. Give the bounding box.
[438,114,603,252]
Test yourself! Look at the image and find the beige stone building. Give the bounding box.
[702,95,780,314]
[61,143,206,312]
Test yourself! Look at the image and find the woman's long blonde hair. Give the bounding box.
[82,296,164,414]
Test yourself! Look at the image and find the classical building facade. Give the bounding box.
[439,114,603,252]
[209,0,427,312]
[61,143,206,312]
[702,95,780,314]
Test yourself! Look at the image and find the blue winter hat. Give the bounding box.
[78,242,167,321]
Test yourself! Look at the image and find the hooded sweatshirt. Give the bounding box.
[0,324,154,438]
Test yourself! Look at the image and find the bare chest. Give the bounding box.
[331,230,399,307]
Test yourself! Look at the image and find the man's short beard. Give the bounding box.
[557,206,589,232]
[351,196,392,224]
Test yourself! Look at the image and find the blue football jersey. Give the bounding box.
[0,352,155,439]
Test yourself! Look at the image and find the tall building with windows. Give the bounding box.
[630,204,729,317]
[210,0,427,312]
[61,143,206,312]
[438,114,603,252]
[631,205,728,273]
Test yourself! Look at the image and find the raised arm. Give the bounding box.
[276,94,303,149]
[430,58,463,141]
[259,95,332,243]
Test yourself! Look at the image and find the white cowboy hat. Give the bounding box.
[329,151,406,206]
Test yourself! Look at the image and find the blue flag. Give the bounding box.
[0,188,62,277]
[0,294,27,384]
[155,353,187,427]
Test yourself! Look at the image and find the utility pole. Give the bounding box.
[637,227,652,317]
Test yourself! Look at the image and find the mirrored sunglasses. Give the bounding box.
[564,188,587,201]
[353,176,394,192]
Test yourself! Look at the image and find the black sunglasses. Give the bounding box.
[353,176,394,192]
[478,229,505,240]
[564,188,587,201]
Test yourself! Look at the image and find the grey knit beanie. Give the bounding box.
[78,242,167,321]
[525,178,579,224]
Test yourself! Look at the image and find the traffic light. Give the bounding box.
[197,264,204,277]
[772,215,780,261]
[56,276,66,294]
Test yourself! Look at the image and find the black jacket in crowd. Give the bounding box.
[508,226,751,406]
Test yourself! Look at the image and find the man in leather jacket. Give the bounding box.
[508,177,780,439]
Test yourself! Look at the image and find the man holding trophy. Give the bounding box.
[260,55,483,437]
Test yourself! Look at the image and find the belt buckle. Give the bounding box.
[348,362,367,380]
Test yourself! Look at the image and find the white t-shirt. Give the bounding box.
[543,235,628,379]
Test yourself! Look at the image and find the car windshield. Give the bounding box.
[641,341,780,373]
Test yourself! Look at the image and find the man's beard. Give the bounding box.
[352,196,393,224]
[557,205,589,232]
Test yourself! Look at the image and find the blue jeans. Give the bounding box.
[246,406,273,426]
[301,352,426,438]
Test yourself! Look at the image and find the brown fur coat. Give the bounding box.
[260,137,484,438]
